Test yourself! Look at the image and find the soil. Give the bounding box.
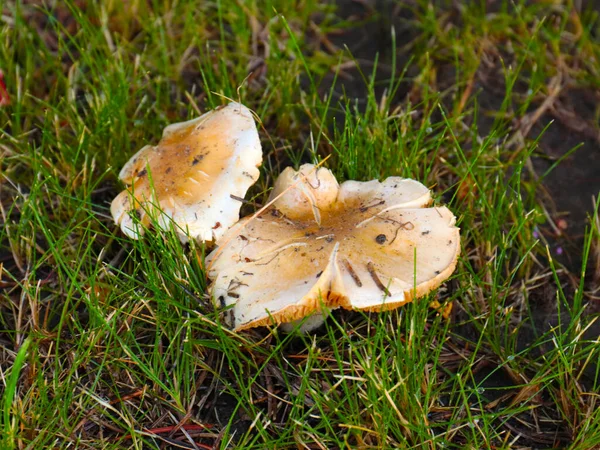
[530,88,600,269]
[330,0,600,273]
[2,2,598,448]
[326,3,600,446]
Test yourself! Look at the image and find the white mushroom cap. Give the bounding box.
[110,102,262,243]
[207,163,460,331]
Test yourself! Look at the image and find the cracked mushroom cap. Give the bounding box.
[207,164,460,331]
[111,102,262,243]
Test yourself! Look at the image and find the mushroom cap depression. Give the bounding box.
[111,102,262,242]
[207,164,460,331]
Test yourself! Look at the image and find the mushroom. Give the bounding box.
[207,164,460,331]
[111,102,262,243]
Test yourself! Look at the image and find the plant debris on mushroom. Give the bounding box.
[206,164,460,331]
[111,102,262,243]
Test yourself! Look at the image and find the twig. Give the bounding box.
[506,72,564,149]
[230,194,263,209]
[367,262,390,296]
[117,424,214,449]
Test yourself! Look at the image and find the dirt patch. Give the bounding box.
[531,88,600,270]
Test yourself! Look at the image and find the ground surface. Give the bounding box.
[1,1,600,449]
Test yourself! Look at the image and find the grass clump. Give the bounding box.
[1,0,600,448]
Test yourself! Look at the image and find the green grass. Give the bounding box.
[1,0,600,448]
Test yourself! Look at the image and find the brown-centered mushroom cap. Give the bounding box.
[207,163,460,331]
[111,102,262,243]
